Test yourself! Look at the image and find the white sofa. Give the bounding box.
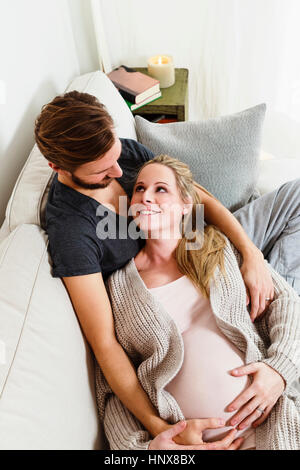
[0,71,300,450]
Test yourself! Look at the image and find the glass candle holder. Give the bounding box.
[147,55,175,88]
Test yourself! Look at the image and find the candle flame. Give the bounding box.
[158,56,163,65]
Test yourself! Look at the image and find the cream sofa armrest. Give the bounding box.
[0,224,103,449]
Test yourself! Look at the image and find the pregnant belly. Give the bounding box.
[165,324,254,443]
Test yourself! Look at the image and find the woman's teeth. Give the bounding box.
[140,210,160,215]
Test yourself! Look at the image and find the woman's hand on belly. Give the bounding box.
[226,362,286,430]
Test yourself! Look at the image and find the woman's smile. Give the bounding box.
[138,206,162,216]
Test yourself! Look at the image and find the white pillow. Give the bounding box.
[0,224,103,449]
[5,71,136,233]
[257,158,300,195]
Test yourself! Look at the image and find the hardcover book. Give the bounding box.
[125,91,162,111]
[107,65,160,104]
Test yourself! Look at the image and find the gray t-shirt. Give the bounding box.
[45,138,154,280]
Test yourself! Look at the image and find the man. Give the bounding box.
[35,90,300,449]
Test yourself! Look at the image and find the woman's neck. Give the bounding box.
[138,238,179,266]
[134,238,184,287]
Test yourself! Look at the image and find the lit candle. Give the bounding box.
[147,55,175,88]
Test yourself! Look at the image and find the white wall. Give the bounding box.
[0,0,99,225]
[99,0,300,162]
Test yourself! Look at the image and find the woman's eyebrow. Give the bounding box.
[135,181,170,186]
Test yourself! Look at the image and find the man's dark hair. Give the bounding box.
[34,90,115,172]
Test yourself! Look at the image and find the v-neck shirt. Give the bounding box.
[45,138,154,280]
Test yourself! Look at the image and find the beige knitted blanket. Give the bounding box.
[95,237,300,450]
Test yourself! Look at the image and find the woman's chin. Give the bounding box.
[135,221,180,240]
[139,230,159,239]
[137,223,160,237]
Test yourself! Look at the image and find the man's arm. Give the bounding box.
[193,182,257,255]
[260,260,300,387]
[194,182,274,320]
[62,272,168,438]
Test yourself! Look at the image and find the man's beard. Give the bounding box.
[71,173,113,190]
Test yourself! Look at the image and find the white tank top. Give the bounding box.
[149,275,256,450]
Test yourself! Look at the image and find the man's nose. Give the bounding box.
[108,162,123,178]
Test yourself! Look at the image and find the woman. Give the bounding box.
[95,155,300,450]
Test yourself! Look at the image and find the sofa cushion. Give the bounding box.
[135,104,266,212]
[0,224,103,449]
[5,71,136,233]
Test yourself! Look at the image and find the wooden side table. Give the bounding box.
[132,68,189,122]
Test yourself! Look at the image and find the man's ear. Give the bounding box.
[48,162,60,172]
[48,162,70,176]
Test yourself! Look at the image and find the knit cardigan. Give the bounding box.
[95,237,300,450]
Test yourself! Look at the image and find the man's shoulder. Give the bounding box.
[46,212,96,241]
[46,211,102,278]
[120,138,154,165]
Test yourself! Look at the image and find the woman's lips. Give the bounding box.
[139,209,161,215]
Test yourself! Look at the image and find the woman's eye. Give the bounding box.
[134,185,167,193]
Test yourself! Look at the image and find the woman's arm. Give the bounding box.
[63,272,168,438]
[194,183,274,320]
[221,258,300,431]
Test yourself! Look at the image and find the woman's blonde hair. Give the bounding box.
[137,154,227,298]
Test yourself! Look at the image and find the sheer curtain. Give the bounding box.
[98,0,300,159]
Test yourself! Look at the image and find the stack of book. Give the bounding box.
[107,65,162,111]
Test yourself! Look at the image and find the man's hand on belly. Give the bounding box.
[172,418,244,449]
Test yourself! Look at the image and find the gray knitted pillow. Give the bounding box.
[135,104,266,212]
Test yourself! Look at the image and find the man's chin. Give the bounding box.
[90,178,113,189]
[71,175,113,190]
